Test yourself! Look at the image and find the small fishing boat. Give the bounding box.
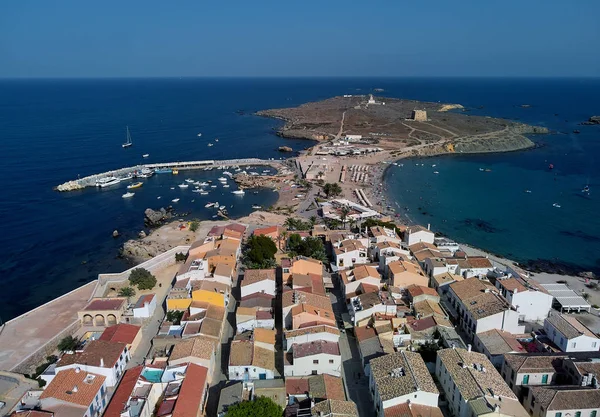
[433,171,439,174]
[122,192,135,198]
[155,168,172,174]
[172,169,179,175]
[157,196,161,199]
[127,182,143,189]
[200,191,209,195]
[232,190,245,195]
[211,185,217,188]
[479,168,484,171]
[525,190,532,193]
[218,177,227,182]
[192,189,202,193]
[178,183,189,189]
[252,205,262,209]
[198,182,208,186]
[122,126,133,148]
[223,184,230,188]
[170,187,175,190]
[197,133,202,137]
[208,143,213,147]
[142,154,149,158]
[215,138,219,142]
[552,203,561,208]
[219,205,226,210]
[583,185,590,193]
[185,179,195,183]
[205,202,215,208]
[485,168,492,172]
[172,198,180,203]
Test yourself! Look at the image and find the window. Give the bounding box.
[555,413,562,417]
[542,374,548,384]
[591,411,597,417]
[572,342,577,348]
[313,360,319,364]
[522,375,529,384]
[329,359,334,364]
[575,412,581,417]
[593,342,597,348]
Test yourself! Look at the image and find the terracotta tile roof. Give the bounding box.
[291,303,334,321]
[256,310,273,320]
[407,285,438,298]
[437,348,516,401]
[290,273,313,287]
[497,277,527,293]
[408,316,437,332]
[190,300,209,310]
[253,225,281,236]
[226,223,247,234]
[99,324,141,345]
[83,298,125,311]
[157,399,176,416]
[283,290,332,310]
[10,411,53,417]
[333,239,366,255]
[406,225,433,235]
[413,249,443,263]
[172,363,208,417]
[193,280,230,294]
[413,300,444,318]
[371,351,438,401]
[503,354,565,374]
[229,341,254,366]
[285,325,340,339]
[252,345,275,371]
[376,241,403,250]
[243,269,276,286]
[449,278,493,302]
[293,340,340,358]
[40,369,105,407]
[476,329,526,356]
[254,328,276,344]
[182,322,201,336]
[286,377,310,395]
[236,306,257,319]
[169,337,217,362]
[354,325,378,343]
[58,340,125,368]
[240,292,274,308]
[199,318,223,338]
[370,226,400,239]
[385,403,444,417]
[205,304,226,321]
[529,387,600,411]
[547,313,598,339]
[352,265,381,281]
[309,374,346,400]
[408,242,437,253]
[465,256,493,269]
[432,272,463,286]
[104,366,143,417]
[311,400,358,417]
[214,263,234,277]
[134,294,155,308]
[465,291,511,319]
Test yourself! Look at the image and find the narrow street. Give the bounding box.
[328,279,373,416]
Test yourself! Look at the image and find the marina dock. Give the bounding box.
[56,158,283,191]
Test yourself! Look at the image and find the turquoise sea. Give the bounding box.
[0,77,599,320]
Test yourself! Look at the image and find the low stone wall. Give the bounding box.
[93,245,190,297]
[12,320,81,375]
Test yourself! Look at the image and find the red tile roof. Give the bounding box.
[83,298,126,311]
[134,294,155,308]
[172,364,208,417]
[99,324,141,345]
[104,366,143,417]
[293,340,340,358]
[40,369,106,407]
[407,285,438,298]
[286,378,310,395]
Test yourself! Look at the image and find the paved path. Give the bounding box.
[0,281,96,372]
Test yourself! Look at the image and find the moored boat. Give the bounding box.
[122,192,135,198]
[178,183,189,188]
[127,182,143,189]
[155,168,172,174]
[96,177,121,187]
[172,198,180,203]
[232,190,245,195]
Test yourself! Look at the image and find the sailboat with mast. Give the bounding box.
[122,126,133,148]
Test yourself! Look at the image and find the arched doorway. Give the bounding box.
[107,314,117,326]
[82,314,93,326]
[94,314,105,327]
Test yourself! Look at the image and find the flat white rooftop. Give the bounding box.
[541,283,591,311]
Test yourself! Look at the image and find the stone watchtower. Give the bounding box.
[411,110,427,121]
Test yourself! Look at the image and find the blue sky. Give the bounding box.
[1,0,599,78]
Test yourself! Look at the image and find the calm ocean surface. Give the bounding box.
[0,78,598,320]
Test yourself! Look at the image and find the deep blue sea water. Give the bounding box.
[0,78,599,320]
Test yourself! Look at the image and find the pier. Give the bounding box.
[56,158,284,191]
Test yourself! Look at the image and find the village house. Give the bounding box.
[168,337,218,380]
[473,328,526,368]
[403,225,435,246]
[236,306,274,332]
[494,275,554,322]
[284,256,323,279]
[406,284,440,304]
[282,289,331,329]
[291,303,336,329]
[348,291,397,326]
[369,350,439,417]
[78,298,127,328]
[284,325,340,352]
[284,340,341,377]
[446,278,525,341]
[54,340,129,387]
[333,239,368,270]
[525,386,600,417]
[501,354,566,398]
[369,225,402,245]
[103,366,164,417]
[387,259,428,289]
[241,269,276,298]
[562,355,600,386]
[154,363,210,417]
[544,312,600,352]
[285,374,346,403]
[355,325,394,374]
[98,324,143,356]
[310,400,359,417]
[339,265,382,298]
[253,225,285,243]
[228,336,276,381]
[375,242,410,273]
[436,347,528,417]
[431,271,463,294]
[132,294,157,319]
[38,369,108,417]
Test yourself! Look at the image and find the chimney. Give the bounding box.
[427,224,430,230]
[72,385,78,393]
[467,344,472,352]
[75,367,81,373]
[100,357,105,368]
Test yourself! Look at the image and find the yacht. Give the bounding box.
[142,154,149,158]
[232,190,245,195]
[122,192,135,198]
[200,191,209,195]
[223,184,230,188]
[178,183,189,189]
[252,205,262,209]
[96,177,121,187]
[172,198,180,203]
[122,126,133,148]
[139,168,154,178]
[205,202,215,208]
[218,177,227,182]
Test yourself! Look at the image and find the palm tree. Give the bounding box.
[279,230,288,251]
[340,206,350,229]
[309,216,317,227]
[284,217,296,230]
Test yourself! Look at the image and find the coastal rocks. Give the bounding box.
[144,207,173,228]
[278,146,293,152]
[581,116,600,125]
[56,181,84,192]
[138,230,147,238]
[438,103,465,112]
[518,259,589,276]
[112,230,120,238]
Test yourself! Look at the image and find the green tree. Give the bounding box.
[244,235,278,269]
[175,252,188,262]
[309,215,317,227]
[129,268,157,290]
[57,336,79,352]
[340,206,350,229]
[225,396,283,417]
[118,286,136,301]
[166,310,184,325]
[323,182,342,198]
[287,234,327,262]
[189,220,200,232]
[416,340,442,363]
[278,230,288,251]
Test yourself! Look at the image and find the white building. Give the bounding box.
[348,291,397,326]
[39,369,108,417]
[284,325,340,352]
[436,347,528,417]
[228,340,276,381]
[132,294,157,319]
[333,239,368,270]
[447,278,525,342]
[241,269,276,298]
[473,328,526,368]
[339,265,382,298]
[55,340,129,387]
[236,307,274,333]
[369,351,439,417]
[495,275,554,322]
[525,387,600,417]
[501,354,564,398]
[544,312,600,352]
[103,365,164,417]
[369,226,402,245]
[284,340,341,377]
[403,225,434,247]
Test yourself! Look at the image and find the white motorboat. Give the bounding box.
[232,190,245,195]
[252,205,262,209]
[157,196,161,199]
[96,177,121,187]
[197,133,202,137]
[185,179,195,183]
[218,177,227,182]
[172,198,180,203]
[142,154,149,158]
[192,189,202,193]
[219,206,225,210]
[207,143,213,147]
[210,185,217,188]
[170,187,175,190]
[223,184,230,188]
[200,191,209,195]
[138,168,154,178]
[198,182,208,186]
[122,192,135,198]
[178,183,189,189]
[205,202,215,208]
[553,203,561,208]
[433,171,439,174]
